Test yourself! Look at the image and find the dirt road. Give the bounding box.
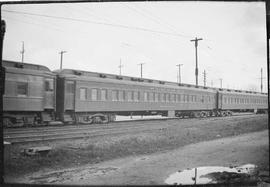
[17,130,269,185]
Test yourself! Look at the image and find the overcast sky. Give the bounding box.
[2,1,267,92]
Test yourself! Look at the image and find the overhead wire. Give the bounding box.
[121,3,190,38]
[131,4,194,38]
[2,9,192,38]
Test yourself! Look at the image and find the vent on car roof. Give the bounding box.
[159,81,165,84]
[116,75,123,80]
[73,70,82,75]
[99,74,106,78]
[14,63,23,68]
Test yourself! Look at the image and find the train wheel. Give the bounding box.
[199,112,205,118]
[193,112,200,118]
[93,116,102,124]
[101,115,109,124]
[228,111,233,116]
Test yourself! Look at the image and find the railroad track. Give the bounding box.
[4,113,264,144]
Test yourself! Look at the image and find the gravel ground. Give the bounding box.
[4,114,268,184]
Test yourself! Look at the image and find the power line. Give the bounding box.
[3,9,192,38]
[3,14,67,33]
[137,5,193,38]
[121,3,192,39]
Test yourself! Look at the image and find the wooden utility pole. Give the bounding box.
[203,70,206,87]
[176,64,183,83]
[59,51,67,70]
[20,41,25,63]
[118,59,123,75]
[138,63,145,78]
[190,37,203,86]
[219,78,223,88]
[261,68,263,93]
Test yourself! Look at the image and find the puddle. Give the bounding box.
[165,164,258,185]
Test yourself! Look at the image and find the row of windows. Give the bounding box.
[223,96,267,104]
[79,88,214,103]
[15,80,54,96]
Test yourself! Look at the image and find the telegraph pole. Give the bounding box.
[261,68,263,93]
[219,78,223,88]
[118,59,123,75]
[176,64,183,83]
[138,63,145,78]
[190,37,203,86]
[20,41,25,63]
[203,70,206,87]
[59,51,67,70]
[211,80,213,87]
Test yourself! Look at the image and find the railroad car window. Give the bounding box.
[224,97,227,104]
[133,91,139,101]
[127,91,133,101]
[101,89,107,101]
[66,83,74,93]
[166,93,170,102]
[17,82,28,96]
[149,92,154,102]
[189,95,192,103]
[208,96,210,102]
[144,92,148,102]
[119,90,124,101]
[186,95,189,102]
[45,80,54,91]
[160,93,165,102]
[112,90,118,101]
[91,89,98,101]
[154,93,159,102]
[201,96,204,103]
[177,94,181,102]
[80,88,87,100]
[171,94,176,102]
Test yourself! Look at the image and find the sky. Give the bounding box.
[1,1,268,92]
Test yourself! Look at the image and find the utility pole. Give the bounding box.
[190,37,203,86]
[176,64,183,83]
[261,68,263,93]
[203,70,206,87]
[59,51,67,70]
[219,78,223,88]
[118,59,123,75]
[211,80,213,87]
[20,41,25,63]
[138,63,145,78]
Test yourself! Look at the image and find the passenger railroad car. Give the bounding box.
[2,60,57,127]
